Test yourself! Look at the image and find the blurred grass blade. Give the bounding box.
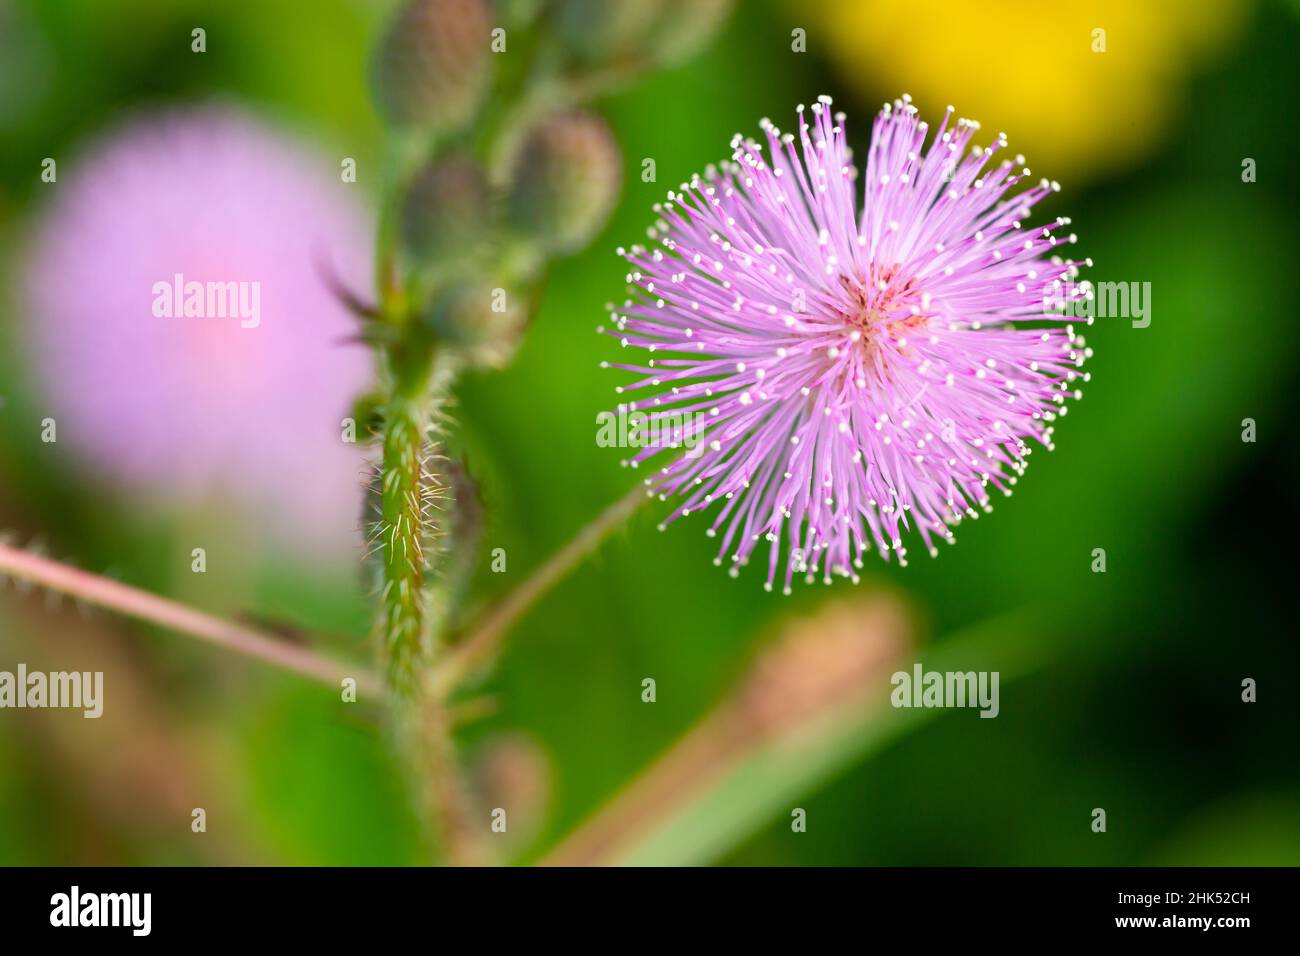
[543,602,1043,866]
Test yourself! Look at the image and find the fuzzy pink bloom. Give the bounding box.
[23,107,372,563]
[607,96,1091,591]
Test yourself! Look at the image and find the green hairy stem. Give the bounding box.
[378,334,454,695]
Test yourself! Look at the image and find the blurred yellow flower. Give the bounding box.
[814,0,1250,182]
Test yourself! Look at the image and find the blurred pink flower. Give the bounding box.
[23,106,373,564]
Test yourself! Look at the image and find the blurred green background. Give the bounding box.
[1,0,1298,865]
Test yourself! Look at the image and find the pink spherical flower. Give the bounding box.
[606,96,1091,592]
[23,106,373,563]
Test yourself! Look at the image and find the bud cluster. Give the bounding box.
[361,0,734,858]
[369,0,732,368]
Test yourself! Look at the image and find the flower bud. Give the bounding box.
[370,0,491,130]
[553,0,663,63]
[424,283,524,368]
[646,0,734,66]
[400,152,493,269]
[551,0,731,69]
[506,112,621,256]
[497,0,544,29]
[470,733,551,849]
[439,458,484,597]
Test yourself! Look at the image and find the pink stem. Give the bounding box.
[0,542,380,694]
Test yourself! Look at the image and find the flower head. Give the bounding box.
[605,96,1091,592]
[23,107,373,565]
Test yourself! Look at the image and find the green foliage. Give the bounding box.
[237,685,423,865]
[1,0,1297,867]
